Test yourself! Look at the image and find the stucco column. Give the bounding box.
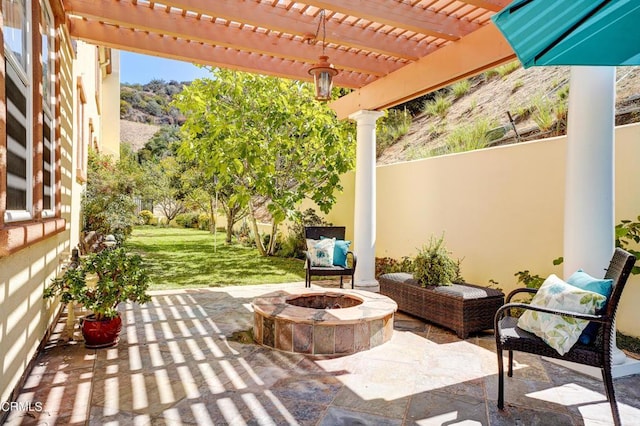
[349,110,384,291]
[561,66,639,378]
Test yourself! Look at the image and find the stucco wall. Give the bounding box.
[0,31,112,405]
[325,123,640,336]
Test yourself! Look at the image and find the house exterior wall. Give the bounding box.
[325,122,640,336]
[0,2,118,406]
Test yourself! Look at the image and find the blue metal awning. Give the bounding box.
[492,0,640,68]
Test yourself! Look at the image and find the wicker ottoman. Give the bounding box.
[379,272,504,338]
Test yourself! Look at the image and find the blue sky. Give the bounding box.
[119,51,212,84]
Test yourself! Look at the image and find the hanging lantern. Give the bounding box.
[308,10,339,101]
[309,55,338,101]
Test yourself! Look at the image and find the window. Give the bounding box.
[4,0,32,222]
[3,0,59,223]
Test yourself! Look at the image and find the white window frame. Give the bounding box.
[4,0,33,223]
[41,0,55,218]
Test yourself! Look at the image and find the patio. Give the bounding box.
[5,282,640,425]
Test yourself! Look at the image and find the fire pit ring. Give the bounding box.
[252,288,397,356]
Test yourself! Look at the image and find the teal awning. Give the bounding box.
[492,0,640,68]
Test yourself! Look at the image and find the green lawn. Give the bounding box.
[125,226,305,290]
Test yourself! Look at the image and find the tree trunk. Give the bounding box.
[267,220,279,256]
[225,209,235,244]
[249,200,267,256]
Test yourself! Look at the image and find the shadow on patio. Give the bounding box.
[6,282,640,425]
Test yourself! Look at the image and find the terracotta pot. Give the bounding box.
[81,314,122,349]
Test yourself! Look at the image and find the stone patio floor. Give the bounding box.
[5,281,640,425]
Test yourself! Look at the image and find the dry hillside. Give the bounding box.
[120,120,161,151]
[119,65,640,160]
[378,65,640,164]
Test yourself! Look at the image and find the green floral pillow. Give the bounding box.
[306,238,335,267]
[517,274,607,355]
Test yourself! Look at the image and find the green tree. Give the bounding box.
[173,70,355,255]
[140,157,186,222]
[83,149,139,242]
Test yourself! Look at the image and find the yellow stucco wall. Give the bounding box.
[100,51,121,159]
[0,34,113,404]
[325,123,640,336]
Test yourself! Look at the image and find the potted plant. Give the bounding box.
[413,234,463,286]
[44,247,151,348]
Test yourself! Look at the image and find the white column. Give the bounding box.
[563,66,615,279]
[349,110,384,292]
[559,66,640,378]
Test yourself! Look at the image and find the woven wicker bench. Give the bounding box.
[379,272,504,338]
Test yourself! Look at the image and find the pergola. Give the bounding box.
[62,0,516,289]
[63,0,515,119]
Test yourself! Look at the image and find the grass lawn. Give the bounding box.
[125,226,305,290]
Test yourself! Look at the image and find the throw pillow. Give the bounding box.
[321,236,351,267]
[306,238,335,267]
[517,274,607,355]
[566,269,613,345]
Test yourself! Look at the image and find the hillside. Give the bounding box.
[120,66,640,162]
[120,79,189,125]
[379,65,640,164]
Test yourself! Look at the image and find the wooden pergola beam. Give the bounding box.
[330,23,516,119]
[460,0,511,12]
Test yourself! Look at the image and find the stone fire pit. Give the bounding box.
[252,288,397,356]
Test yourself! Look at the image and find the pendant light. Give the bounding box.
[308,10,338,101]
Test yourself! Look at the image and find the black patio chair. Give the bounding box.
[494,248,636,426]
[304,226,356,289]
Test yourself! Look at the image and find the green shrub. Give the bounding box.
[423,94,452,119]
[512,79,524,93]
[83,151,138,243]
[413,235,462,287]
[375,256,414,278]
[496,61,520,77]
[483,69,499,80]
[446,117,499,153]
[452,80,471,98]
[276,208,331,259]
[197,213,211,231]
[174,212,200,228]
[139,210,154,225]
[531,95,555,131]
[377,108,412,157]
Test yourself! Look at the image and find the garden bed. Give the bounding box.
[379,273,504,338]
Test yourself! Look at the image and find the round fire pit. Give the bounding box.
[286,293,363,309]
[252,289,397,356]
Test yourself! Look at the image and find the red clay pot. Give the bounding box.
[81,314,122,349]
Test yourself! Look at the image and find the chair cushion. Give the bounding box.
[517,274,607,355]
[566,269,613,345]
[321,236,351,267]
[306,238,335,267]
